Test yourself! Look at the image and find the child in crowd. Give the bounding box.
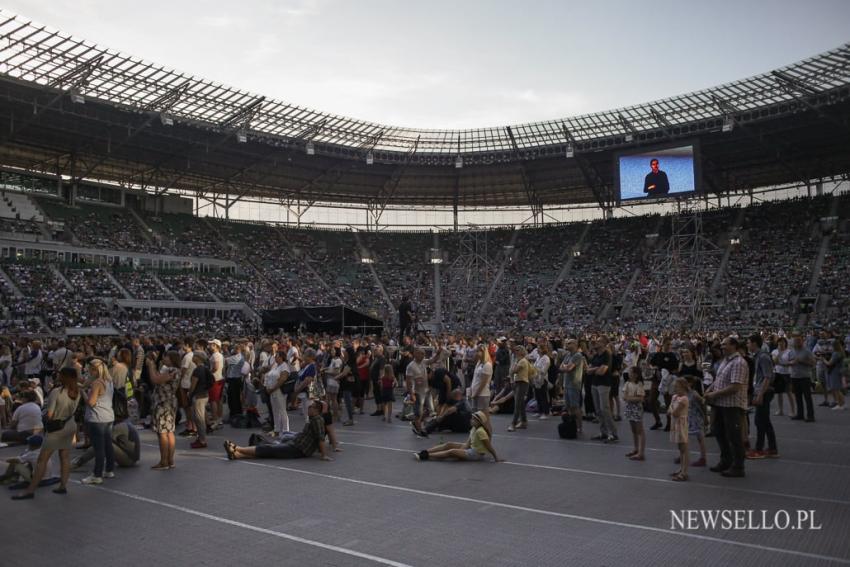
[685,374,707,467]
[623,367,645,461]
[414,411,501,462]
[669,378,690,481]
[380,364,396,423]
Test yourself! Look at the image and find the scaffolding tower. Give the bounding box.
[647,210,724,329]
[443,231,498,327]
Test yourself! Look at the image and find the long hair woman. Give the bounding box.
[81,358,115,485]
[12,367,81,499]
[146,350,181,470]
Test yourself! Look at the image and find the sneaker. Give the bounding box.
[103,471,115,479]
[649,423,662,430]
[604,435,619,444]
[190,440,208,449]
[507,426,516,432]
[516,422,528,429]
[81,475,103,485]
[831,405,846,411]
[765,449,780,458]
[178,429,195,437]
[342,420,354,426]
[746,450,766,460]
[413,452,421,461]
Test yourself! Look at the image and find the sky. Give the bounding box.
[4,0,850,129]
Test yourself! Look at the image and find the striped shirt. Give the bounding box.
[713,353,749,409]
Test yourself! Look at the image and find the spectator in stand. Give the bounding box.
[788,335,816,422]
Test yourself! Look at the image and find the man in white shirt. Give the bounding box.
[178,342,197,437]
[286,338,301,373]
[2,391,43,445]
[209,340,225,429]
[406,349,432,435]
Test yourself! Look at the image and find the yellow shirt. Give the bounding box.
[514,358,530,383]
[468,426,490,454]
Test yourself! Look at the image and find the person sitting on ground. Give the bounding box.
[223,400,332,461]
[71,416,140,470]
[488,382,515,415]
[419,389,472,437]
[0,435,57,485]
[1,390,42,446]
[414,411,502,462]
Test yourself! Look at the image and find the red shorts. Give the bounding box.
[208,380,224,402]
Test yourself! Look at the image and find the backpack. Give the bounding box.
[558,414,578,439]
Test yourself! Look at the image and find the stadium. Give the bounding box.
[1,4,849,567]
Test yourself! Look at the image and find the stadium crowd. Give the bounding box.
[1,326,847,499]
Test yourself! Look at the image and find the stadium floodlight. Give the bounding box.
[730,237,740,245]
[160,113,174,126]
[624,133,634,142]
[455,156,464,169]
[722,117,735,132]
[430,258,443,264]
[236,130,248,143]
[361,257,374,264]
[305,141,315,155]
[366,151,374,165]
[565,144,575,158]
[573,250,582,257]
[69,89,85,104]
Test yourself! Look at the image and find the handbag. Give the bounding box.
[44,416,71,433]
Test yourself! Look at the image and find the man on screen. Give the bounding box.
[643,158,670,197]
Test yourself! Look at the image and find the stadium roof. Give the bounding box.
[0,10,849,213]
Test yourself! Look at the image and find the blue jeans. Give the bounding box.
[87,421,115,477]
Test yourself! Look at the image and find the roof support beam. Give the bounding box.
[371,135,419,227]
[219,96,265,130]
[142,80,192,113]
[711,94,808,187]
[0,54,104,147]
[505,126,542,226]
[562,124,615,211]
